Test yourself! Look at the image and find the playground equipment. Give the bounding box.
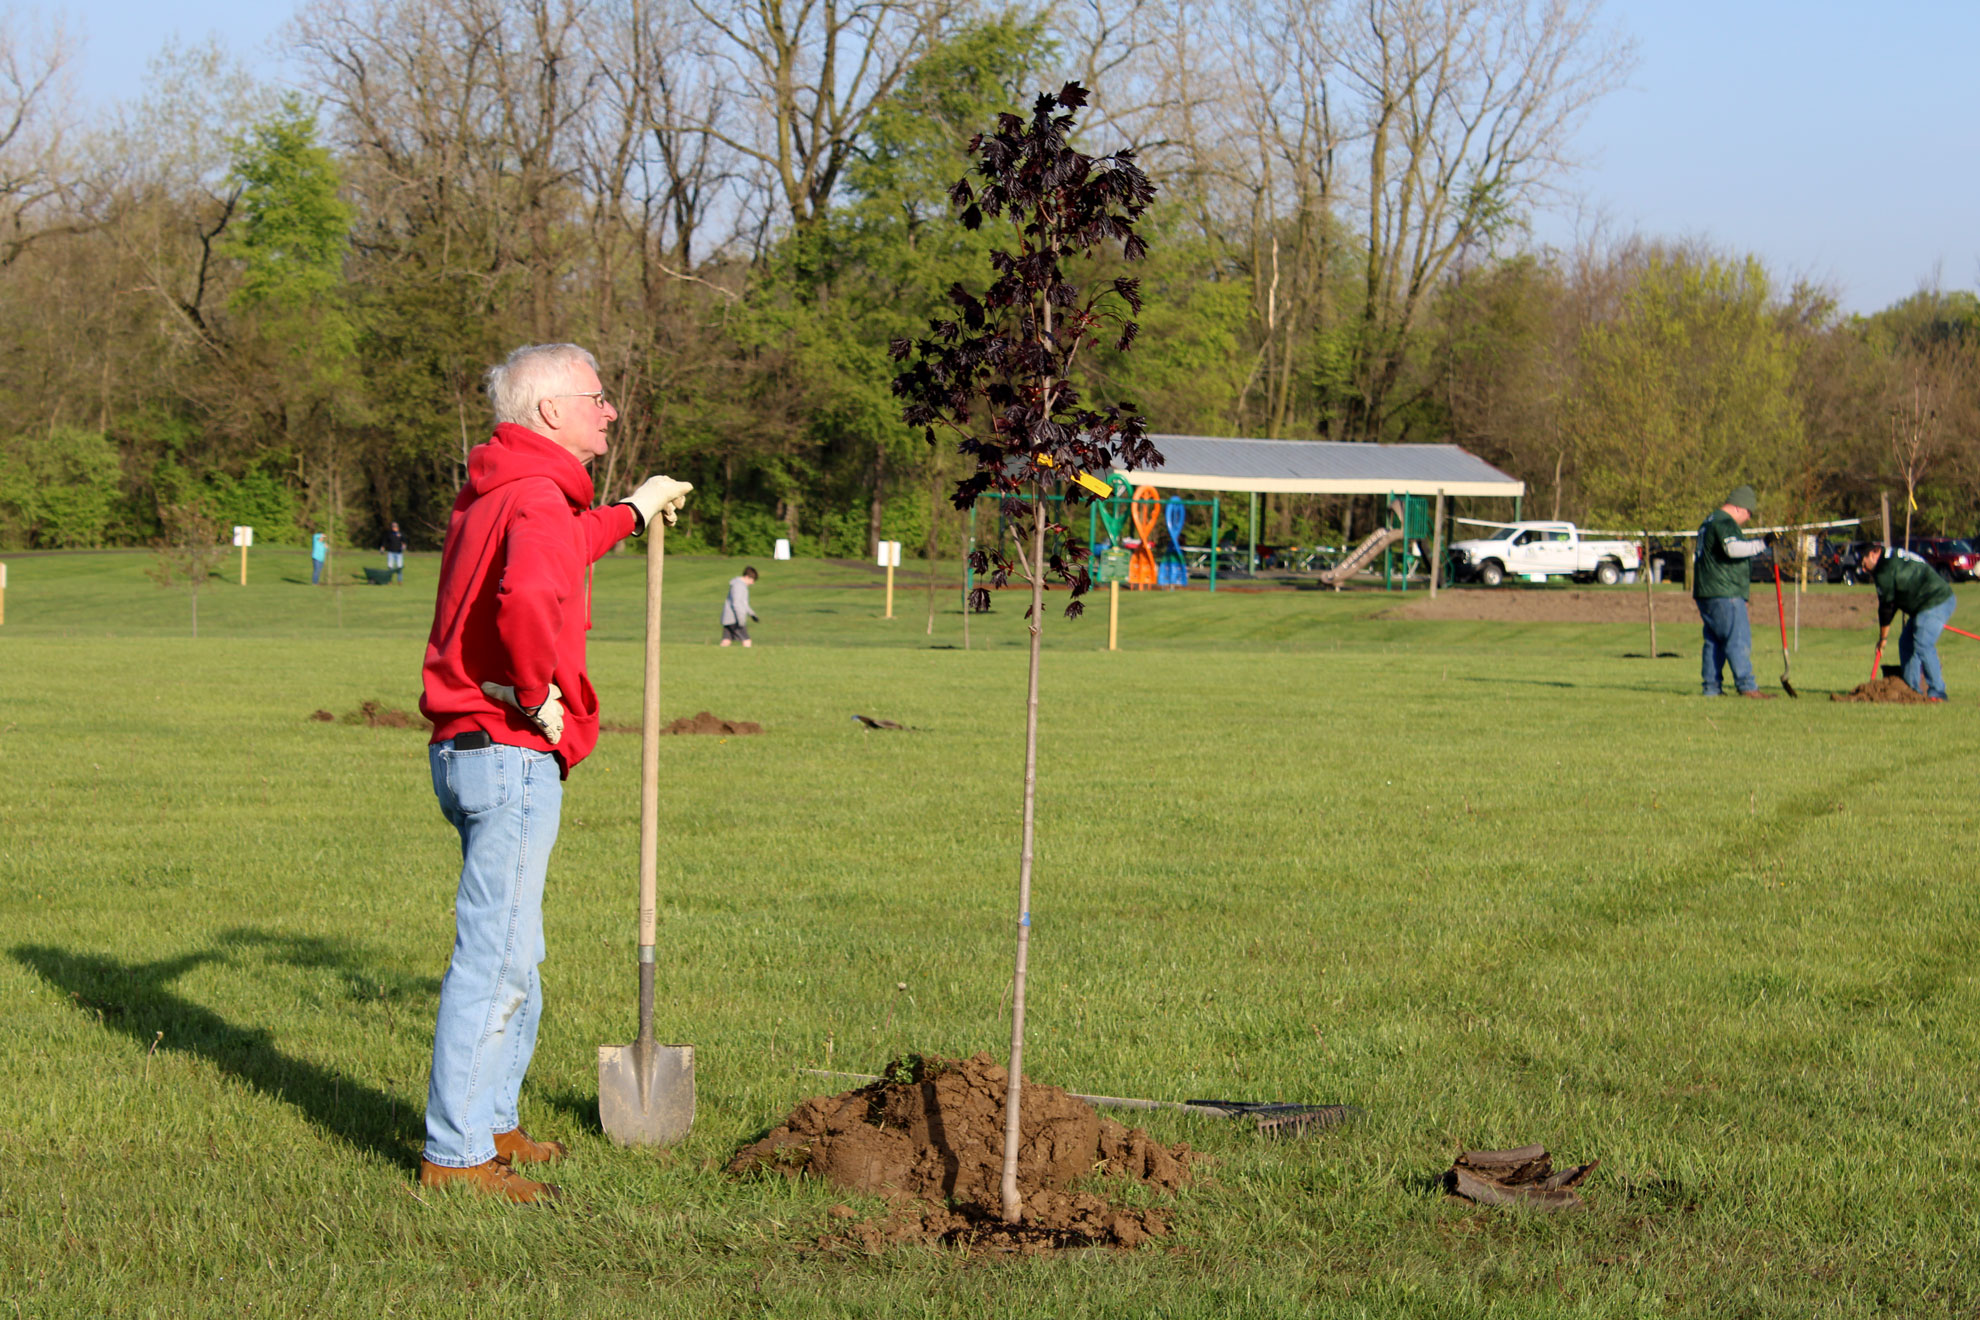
[1128,487,1160,588]
[1159,496,1189,587]
[1319,501,1408,588]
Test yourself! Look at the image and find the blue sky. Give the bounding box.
[58,0,1980,314]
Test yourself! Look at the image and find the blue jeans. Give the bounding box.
[1900,595,1955,699]
[1697,595,1756,695]
[311,558,325,584]
[424,740,564,1167]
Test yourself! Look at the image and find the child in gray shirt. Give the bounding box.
[720,567,759,646]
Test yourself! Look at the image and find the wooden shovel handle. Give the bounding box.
[640,525,662,952]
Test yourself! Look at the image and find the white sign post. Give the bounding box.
[232,526,254,585]
[878,540,902,617]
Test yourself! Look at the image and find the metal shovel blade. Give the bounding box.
[597,1041,695,1146]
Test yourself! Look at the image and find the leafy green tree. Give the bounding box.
[0,427,126,548]
[224,96,363,548]
[1567,250,1803,530]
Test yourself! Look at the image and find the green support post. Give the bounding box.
[1383,490,1394,590]
[1248,492,1258,573]
[966,502,977,604]
[1210,495,1220,592]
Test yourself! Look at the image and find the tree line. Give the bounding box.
[0,0,1972,559]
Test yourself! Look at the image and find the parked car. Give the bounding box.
[1448,521,1641,587]
[1904,537,1979,582]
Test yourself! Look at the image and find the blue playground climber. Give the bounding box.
[1159,495,1189,587]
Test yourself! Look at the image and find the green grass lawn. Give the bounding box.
[2,551,1977,1317]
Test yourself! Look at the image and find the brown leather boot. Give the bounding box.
[494,1128,568,1165]
[418,1156,562,1205]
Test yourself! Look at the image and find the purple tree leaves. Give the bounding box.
[890,83,1161,618]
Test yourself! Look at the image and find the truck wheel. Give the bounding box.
[1595,560,1621,586]
[1478,560,1505,587]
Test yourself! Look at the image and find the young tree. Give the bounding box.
[148,501,227,637]
[890,83,1158,1225]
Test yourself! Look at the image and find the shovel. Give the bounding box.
[598,522,695,1145]
[1770,560,1798,697]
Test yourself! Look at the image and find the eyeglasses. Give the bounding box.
[542,391,612,410]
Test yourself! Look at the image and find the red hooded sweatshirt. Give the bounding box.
[421,423,637,774]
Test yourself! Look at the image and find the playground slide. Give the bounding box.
[1318,526,1407,587]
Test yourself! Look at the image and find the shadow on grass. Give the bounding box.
[539,1086,606,1137]
[13,929,428,1171]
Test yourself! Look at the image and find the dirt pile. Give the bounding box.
[729,1053,1197,1253]
[347,701,429,728]
[600,711,762,736]
[1831,677,1933,704]
[309,703,429,728]
[662,710,762,735]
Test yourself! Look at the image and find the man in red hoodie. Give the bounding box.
[416,343,689,1204]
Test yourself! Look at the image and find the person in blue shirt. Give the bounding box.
[311,532,329,585]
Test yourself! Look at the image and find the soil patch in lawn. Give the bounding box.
[1831,676,1934,704]
[1384,588,1877,629]
[599,710,763,735]
[311,702,428,728]
[729,1052,1196,1254]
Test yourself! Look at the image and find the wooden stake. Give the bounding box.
[240,543,248,587]
[885,561,894,618]
[0,561,7,626]
[1429,490,1445,598]
[1108,578,1119,650]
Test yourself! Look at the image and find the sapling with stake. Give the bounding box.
[890,82,1159,1226]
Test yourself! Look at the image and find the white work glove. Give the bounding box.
[480,681,565,744]
[617,475,693,533]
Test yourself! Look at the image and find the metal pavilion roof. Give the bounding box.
[1115,434,1525,499]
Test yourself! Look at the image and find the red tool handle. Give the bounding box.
[1871,641,1885,680]
[1945,624,1980,642]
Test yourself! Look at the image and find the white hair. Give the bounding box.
[486,343,600,426]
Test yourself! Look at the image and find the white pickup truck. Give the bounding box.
[1449,521,1641,587]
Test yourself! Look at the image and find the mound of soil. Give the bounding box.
[599,711,762,736]
[309,703,429,728]
[662,710,762,735]
[1831,676,1933,704]
[345,701,429,729]
[729,1053,1196,1253]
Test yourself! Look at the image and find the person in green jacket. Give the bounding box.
[1693,484,1774,698]
[1858,542,1955,700]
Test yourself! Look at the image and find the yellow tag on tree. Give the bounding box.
[1074,470,1114,497]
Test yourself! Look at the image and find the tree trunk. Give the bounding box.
[1001,481,1047,1226]
[868,445,887,558]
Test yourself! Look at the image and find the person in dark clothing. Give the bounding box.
[1693,484,1774,698]
[379,521,408,583]
[1859,542,1955,700]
